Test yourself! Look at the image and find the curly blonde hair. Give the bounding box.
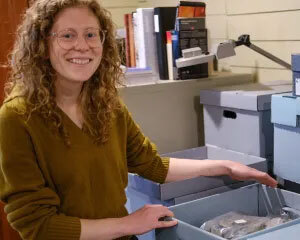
[5,0,123,145]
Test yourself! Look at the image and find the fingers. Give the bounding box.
[150,205,177,228]
[157,219,178,228]
[246,168,278,188]
[230,164,278,188]
[257,172,278,188]
[158,208,175,219]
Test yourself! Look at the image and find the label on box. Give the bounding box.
[177,18,205,30]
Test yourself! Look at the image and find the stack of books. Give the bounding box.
[175,1,208,80]
[122,1,209,82]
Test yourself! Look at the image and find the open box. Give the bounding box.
[156,184,300,239]
[126,144,266,211]
[126,145,266,240]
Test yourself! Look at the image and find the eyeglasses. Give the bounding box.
[50,28,106,50]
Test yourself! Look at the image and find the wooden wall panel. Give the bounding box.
[227,0,300,15]
[0,0,28,104]
[1,1,27,239]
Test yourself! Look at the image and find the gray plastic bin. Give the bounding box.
[126,145,266,240]
[156,184,300,240]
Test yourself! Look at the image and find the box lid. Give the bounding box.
[200,80,292,111]
[292,54,300,72]
[271,92,300,127]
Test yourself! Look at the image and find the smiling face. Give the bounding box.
[48,6,103,86]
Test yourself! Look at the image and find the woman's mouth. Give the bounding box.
[67,58,92,65]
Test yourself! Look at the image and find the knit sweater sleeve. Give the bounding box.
[123,105,170,184]
[0,106,81,240]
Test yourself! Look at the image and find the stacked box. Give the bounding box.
[200,81,292,172]
[270,54,300,193]
[155,82,300,239]
[126,82,292,240]
[292,54,300,96]
[271,93,300,186]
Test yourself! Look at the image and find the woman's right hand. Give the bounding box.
[120,204,178,236]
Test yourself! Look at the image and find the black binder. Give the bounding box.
[154,7,177,80]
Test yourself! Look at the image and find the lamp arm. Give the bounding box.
[235,34,292,70]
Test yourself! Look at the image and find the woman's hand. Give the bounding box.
[227,161,278,188]
[120,204,178,236]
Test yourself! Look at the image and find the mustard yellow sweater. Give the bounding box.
[0,97,169,240]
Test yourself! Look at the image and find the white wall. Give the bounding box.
[102,0,299,83]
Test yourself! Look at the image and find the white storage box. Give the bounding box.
[271,92,300,184]
[200,81,291,161]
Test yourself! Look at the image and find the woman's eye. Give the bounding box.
[60,33,76,39]
[86,32,98,38]
[64,34,73,38]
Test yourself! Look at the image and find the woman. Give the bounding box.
[0,0,277,239]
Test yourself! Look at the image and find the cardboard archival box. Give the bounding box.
[200,81,292,160]
[271,92,300,184]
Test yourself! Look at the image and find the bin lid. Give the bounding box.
[200,80,292,111]
[271,92,300,128]
[271,92,300,183]
[292,54,300,72]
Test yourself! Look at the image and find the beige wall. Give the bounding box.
[225,0,299,83]
[120,73,252,153]
[101,0,299,83]
[98,0,138,27]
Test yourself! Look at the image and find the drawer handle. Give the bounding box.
[223,110,237,119]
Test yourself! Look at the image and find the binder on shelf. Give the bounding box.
[171,30,180,65]
[132,12,139,68]
[124,14,131,67]
[124,13,136,67]
[154,7,177,80]
[136,8,158,74]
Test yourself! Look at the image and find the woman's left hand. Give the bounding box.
[227,161,278,188]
